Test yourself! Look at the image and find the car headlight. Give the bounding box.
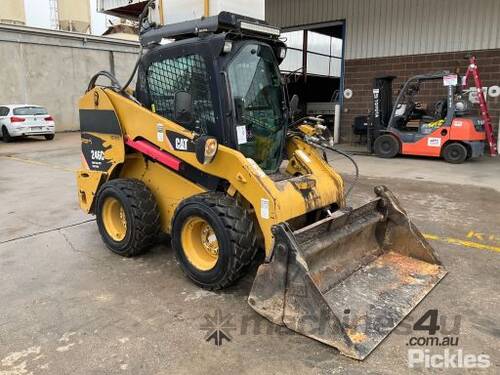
[195,136,218,165]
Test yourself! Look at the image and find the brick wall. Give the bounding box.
[341,49,500,143]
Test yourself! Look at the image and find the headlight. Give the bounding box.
[195,136,218,165]
[223,40,233,54]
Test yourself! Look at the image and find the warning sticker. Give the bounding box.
[427,137,442,147]
[260,198,270,219]
[236,125,247,144]
[156,124,164,142]
[443,74,458,86]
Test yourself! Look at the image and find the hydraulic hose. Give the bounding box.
[325,145,359,201]
[120,45,144,93]
[307,139,360,202]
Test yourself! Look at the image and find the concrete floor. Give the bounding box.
[0,133,499,374]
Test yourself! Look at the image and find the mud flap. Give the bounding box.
[248,185,447,360]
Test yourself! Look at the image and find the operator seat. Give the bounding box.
[421,99,447,122]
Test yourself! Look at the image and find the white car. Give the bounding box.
[0,105,56,142]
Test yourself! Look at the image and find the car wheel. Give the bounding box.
[442,142,467,164]
[373,134,399,158]
[2,127,12,143]
[172,192,257,290]
[44,134,55,140]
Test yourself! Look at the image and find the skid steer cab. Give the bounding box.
[368,72,486,163]
[76,8,446,360]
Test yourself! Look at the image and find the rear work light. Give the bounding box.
[10,116,25,123]
[44,116,54,121]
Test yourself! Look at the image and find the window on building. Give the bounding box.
[281,30,342,78]
[146,54,216,133]
[280,30,303,73]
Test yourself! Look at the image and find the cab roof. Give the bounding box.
[140,11,280,47]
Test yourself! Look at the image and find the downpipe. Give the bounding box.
[333,103,341,144]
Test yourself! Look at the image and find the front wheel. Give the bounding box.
[44,134,55,140]
[172,192,257,290]
[373,134,399,158]
[442,142,467,164]
[96,178,161,257]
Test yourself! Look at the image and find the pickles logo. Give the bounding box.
[200,309,236,346]
[407,309,490,369]
[408,349,490,369]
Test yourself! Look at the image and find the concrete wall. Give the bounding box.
[0,24,139,131]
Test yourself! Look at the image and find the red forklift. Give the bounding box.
[367,70,488,163]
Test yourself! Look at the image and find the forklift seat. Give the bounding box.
[421,99,447,122]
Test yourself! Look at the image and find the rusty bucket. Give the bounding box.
[248,186,447,360]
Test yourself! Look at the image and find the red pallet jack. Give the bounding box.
[463,55,498,156]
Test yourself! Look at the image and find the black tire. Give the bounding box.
[373,134,399,158]
[442,142,467,164]
[2,127,11,143]
[44,134,55,140]
[96,178,161,257]
[172,192,257,290]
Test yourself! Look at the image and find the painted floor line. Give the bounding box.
[0,155,75,173]
[424,233,500,253]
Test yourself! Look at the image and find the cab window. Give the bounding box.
[227,43,285,172]
[147,54,215,133]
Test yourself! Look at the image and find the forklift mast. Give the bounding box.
[368,76,395,152]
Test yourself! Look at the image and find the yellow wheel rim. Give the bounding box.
[102,197,127,241]
[181,216,219,271]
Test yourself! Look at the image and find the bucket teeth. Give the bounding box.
[249,186,447,360]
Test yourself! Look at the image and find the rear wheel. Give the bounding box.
[96,178,161,257]
[373,134,399,158]
[442,142,467,164]
[172,192,257,290]
[44,134,55,140]
[2,127,11,143]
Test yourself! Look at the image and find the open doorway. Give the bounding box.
[280,21,345,128]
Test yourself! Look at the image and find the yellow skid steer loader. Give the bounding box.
[76,7,446,360]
